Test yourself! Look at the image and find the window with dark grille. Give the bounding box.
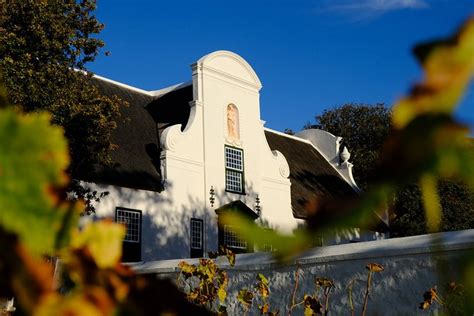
[223,225,247,249]
[190,218,203,249]
[263,244,273,252]
[115,207,142,262]
[225,146,244,193]
[116,208,141,243]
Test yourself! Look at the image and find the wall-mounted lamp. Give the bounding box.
[209,186,215,207]
[255,195,261,216]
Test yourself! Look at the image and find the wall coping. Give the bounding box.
[129,229,474,274]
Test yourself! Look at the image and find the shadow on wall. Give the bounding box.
[94,175,261,261]
[110,182,257,261]
[140,195,218,261]
[139,182,261,261]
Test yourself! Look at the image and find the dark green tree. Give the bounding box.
[391,180,474,237]
[0,0,125,178]
[305,104,474,236]
[305,103,391,190]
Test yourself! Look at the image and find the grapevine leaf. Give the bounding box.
[70,220,125,268]
[218,287,227,303]
[237,289,253,307]
[0,108,80,254]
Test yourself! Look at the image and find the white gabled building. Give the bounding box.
[82,51,381,262]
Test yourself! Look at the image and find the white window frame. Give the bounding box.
[223,225,247,249]
[190,218,203,249]
[115,208,141,243]
[225,146,244,193]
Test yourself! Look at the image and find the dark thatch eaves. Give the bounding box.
[84,78,192,192]
[264,130,357,219]
[146,84,193,137]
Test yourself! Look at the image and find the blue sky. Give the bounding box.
[90,0,474,133]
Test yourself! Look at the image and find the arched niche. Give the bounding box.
[227,104,240,141]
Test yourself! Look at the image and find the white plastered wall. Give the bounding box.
[86,50,299,261]
[192,51,297,233]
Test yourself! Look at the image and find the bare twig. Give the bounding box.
[361,271,373,316]
[288,265,300,315]
[348,279,355,316]
[324,287,332,316]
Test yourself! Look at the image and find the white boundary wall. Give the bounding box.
[131,229,474,315]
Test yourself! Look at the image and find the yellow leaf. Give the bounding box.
[34,293,103,316]
[420,174,442,233]
[366,263,384,273]
[393,18,474,128]
[218,287,227,303]
[70,221,125,268]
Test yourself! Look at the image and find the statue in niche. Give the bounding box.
[227,104,240,141]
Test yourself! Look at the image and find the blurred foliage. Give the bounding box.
[0,0,126,179]
[304,102,473,237]
[224,16,474,314]
[0,3,473,315]
[0,106,79,254]
[0,78,209,315]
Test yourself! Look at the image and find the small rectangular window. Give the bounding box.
[225,146,244,193]
[223,225,247,249]
[190,218,203,249]
[115,208,141,243]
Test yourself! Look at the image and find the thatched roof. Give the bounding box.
[146,84,193,137]
[264,130,357,219]
[84,76,356,219]
[84,78,191,192]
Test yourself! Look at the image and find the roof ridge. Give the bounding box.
[263,128,314,145]
[93,74,154,96]
[149,81,192,98]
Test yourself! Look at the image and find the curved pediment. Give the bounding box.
[197,50,262,89]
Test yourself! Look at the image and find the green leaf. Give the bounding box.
[257,273,269,286]
[220,213,312,261]
[0,108,79,254]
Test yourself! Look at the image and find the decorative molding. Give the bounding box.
[165,153,204,167]
[223,103,243,147]
[271,150,290,179]
[201,65,261,91]
[189,100,203,108]
[340,147,351,164]
[225,138,243,147]
[262,177,291,186]
[160,124,182,151]
[196,50,262,89]
[289,128,360,192]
